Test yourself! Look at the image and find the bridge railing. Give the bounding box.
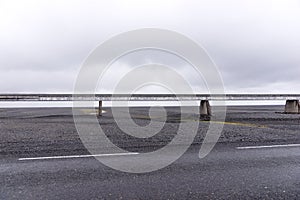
[0,94,299,114]
[1,94,300,101]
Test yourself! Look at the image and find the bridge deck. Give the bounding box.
[0,94,300,101]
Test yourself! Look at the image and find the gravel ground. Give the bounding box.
[0,106,299,157]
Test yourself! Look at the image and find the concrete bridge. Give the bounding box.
[0,94,300,115]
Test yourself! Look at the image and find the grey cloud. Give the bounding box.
[0,0,299,94]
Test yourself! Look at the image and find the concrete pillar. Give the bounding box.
[284,100,299,114]
[98,101,102,116]
[200,100,211,116]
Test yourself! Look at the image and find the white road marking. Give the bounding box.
[18,152,139,161]
[236,144,300,150]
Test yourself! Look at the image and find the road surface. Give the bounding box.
[0,106,299,199]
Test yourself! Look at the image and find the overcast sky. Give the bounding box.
[0,0,300,95]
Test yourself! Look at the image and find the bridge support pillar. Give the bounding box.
[200,100,211,116]
[98,101,102,116]
[284,100,299,114]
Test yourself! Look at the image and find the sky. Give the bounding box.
[0,0,300,100]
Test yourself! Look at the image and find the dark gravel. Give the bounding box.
[0,106,299,158]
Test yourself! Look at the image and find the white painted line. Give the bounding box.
[18,152,139,161]
[236,144,300,150]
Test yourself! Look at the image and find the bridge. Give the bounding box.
[0,94,300,115]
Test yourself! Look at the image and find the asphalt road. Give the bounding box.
[0,106,300,199]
